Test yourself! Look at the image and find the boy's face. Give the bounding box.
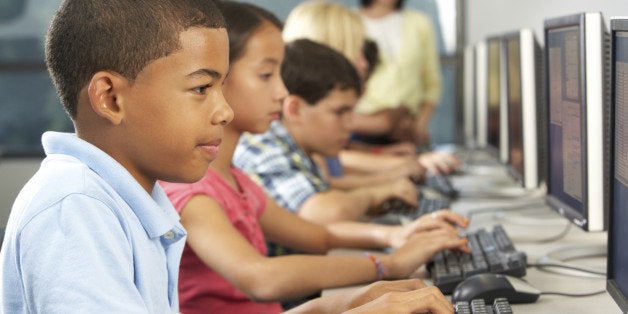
[223,22,287,134]
[115,27,233,187]
[298,87,358,157]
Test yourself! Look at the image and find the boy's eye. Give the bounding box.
[260,73,273,81]
[193,84,211,94]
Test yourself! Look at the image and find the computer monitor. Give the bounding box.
[606,17,628,313]
[503,29,546,189]
[463,44,476,148]
[485,35,508,163]
[544,12,610,232]
[475,40,488,148]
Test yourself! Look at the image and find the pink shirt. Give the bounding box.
[160,168,282,314]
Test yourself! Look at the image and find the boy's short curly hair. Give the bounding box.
[46,0,226,118]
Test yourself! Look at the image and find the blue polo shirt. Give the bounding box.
[0,132,186,313]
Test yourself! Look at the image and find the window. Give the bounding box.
[0,0,71,157]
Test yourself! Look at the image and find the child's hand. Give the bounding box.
[388,219,457,248]
[393,157,426,182]
[418,151,461,175]
[341,285,454,314]
[387,209,469,248]
[381,226,470,279]
[380,178,418,207]
[415,209,469,228]
[366,178,418,216]
[289,279,454,314]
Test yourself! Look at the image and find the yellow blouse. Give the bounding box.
[358,9,442,115]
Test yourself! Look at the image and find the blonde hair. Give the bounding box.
[283,0,366,64]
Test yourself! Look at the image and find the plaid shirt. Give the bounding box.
[234,121,329,214]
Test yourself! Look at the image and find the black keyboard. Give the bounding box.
[426,173,459,198]
[455,298,513,314]
[428,225,527,294]
[382,195,450,220]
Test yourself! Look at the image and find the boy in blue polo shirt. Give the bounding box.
[0,1,233,312]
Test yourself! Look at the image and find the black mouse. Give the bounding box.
[451,273,540,304]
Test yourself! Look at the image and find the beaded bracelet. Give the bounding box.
[364,252,386,281]
[371,145,384,154]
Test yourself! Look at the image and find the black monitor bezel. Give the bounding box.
[543,12,591,230]
[606,17,628,314]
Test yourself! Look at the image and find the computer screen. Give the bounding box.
[486,36,507,162]
[503,29,545,189]
[607,17,628,313]
[544,12,610,232]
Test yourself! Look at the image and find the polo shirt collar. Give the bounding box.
[42,131,184,239]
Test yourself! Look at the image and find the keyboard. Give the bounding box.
[425,173,459,199]
[455,298,513,314]
[383,195,450,220]
[427,225,527,294]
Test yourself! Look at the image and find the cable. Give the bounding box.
[527,262,606,276]
[465,200,546,218]
[533,244,607,278]
[521,222,571,243]
[456,182,547,200]
[540,290,607,297]
[490,212,572,243]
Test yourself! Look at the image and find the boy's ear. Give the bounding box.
[282,94,303,123]
[87,71,127,125]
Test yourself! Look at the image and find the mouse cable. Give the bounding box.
[527,262,606,276]
[465,199,547,219]
[493,215,572,243]
[540,289,607,297]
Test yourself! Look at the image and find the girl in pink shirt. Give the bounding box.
[160,1,469,313]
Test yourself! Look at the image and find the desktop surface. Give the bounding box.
[324,160,620,313]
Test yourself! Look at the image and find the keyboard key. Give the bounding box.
[470,299,489,314]
[454,297,514,314]
[454,301,472,314]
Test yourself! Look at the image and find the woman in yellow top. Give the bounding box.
[357,0,442,146]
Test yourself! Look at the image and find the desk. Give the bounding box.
[324,162,621,313]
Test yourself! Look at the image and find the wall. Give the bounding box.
[466,0,628,46]
[0,159,40,227]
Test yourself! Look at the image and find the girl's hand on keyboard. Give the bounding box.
[381,226,471,278]
[418,209,470,228]
[287,279,454,314]
[340,285,454,314]
[389,219,458,248]
[418,151,461,175]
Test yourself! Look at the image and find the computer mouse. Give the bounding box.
[451,273,540,304]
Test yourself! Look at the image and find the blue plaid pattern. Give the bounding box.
[234,121,329,214]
